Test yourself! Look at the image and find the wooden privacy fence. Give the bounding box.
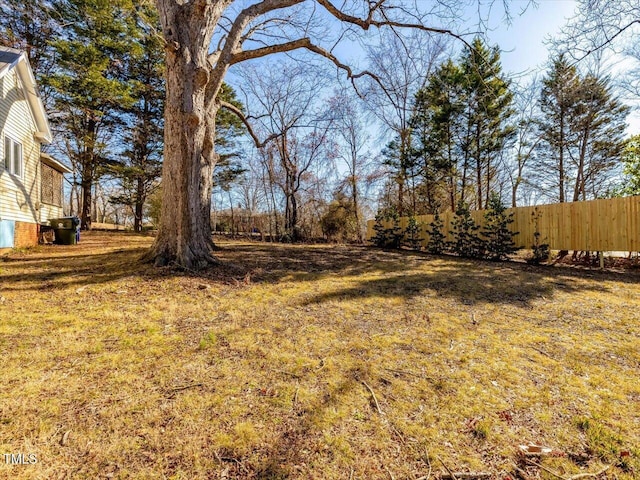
[366,195,640,252]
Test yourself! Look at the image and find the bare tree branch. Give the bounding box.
[219,100,280,148]
[315,0,473,48]
[230,37,387,95]
[575,19,640,61]
[208,0,305,100]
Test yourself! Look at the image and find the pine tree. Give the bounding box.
[382,136,420,216]
[536,55,582,203]
[482,192,519,261]
[45,0,137,229]
[449,201,483,258]
[0,0,56,93]
[536,55,628,202]
[371,207,403,249]
[108,4,165,232]
[411,60,464,214]
[404,216,422,250]
[411,39,514,212]
[426,211,447,254]
[459,38,515,210]
[212,83,248,191]
[621,135,640,196]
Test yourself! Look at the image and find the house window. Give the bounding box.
[41,163,63,206]
[3,135,23,177]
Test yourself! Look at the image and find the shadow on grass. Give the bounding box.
[221,243,626,307]
[1,234,637,306]
[0,247,157,292]
[240,367,365,479]
[300,266,557,307]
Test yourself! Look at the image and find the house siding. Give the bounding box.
[40,203,63,223]
[0,67,42,247]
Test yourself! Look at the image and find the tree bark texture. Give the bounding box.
[134,177,145,232]
[147,0,225,268]
[80,161,92,230]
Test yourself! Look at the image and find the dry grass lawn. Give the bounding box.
[0,232,639,480]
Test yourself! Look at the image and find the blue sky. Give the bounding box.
[483,0,578,76]
[231,0,639,136]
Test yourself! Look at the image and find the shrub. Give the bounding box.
[527,208,550,265]
[425,211,447,254]
[404,216,422,250]
[371,207,402,249]
[320,192,360,242]
[449,201,484,258]
[482,192,520,260]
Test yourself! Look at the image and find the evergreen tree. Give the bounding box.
[536,54,580,203]
[527,208,550,265]
[382,136,420,216]
[0,0,56,93]
[404,216,422,250]
[459,38,515,210]
[411,38,514,212]
[411,59,464,213]
[45,0,137,229]
[621,134,640,196]
[536,56,628,202]
[371,207,403,249]
[570,74,628,200]
[108,4,165,232]
[425,211,447,254]
[212,83,248,191]
[449,201,483,258]
[481,192,519,260]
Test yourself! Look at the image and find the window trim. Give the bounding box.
[3,134,23,179]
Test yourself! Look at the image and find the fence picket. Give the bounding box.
[366,196,640,252]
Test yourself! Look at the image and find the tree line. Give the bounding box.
[2,1,640,263]
[377,39,629,223]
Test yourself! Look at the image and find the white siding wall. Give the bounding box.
[0,69,42,225]
[40,203,64,223]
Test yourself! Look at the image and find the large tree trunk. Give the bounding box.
[134,177,145,232]
[475,129,482,210]
[558,111,565,203]
[145,1,222,268]
[80,161,92,230]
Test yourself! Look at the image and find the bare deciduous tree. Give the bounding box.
[502,75,541,207]
[328,89,372,242]
[364,30,449,216]
[148,0,470,268]
[239,61,334,240]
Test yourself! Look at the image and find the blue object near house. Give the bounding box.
[0,219,15,248]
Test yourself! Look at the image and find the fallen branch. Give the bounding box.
[274,368,303,379]
[60,430,71,446]
[512,464,533,480]
[384,464,396,480]
[529,345,556,360]
[567,465,610,480]
[527,459,566,480]
[437,457,458,480]
[167,383,203,397]
[383,367,433,380]
[415,452,432,480]
[292,386,299,407]
[439,473,492,480]
[362,381,383,415]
